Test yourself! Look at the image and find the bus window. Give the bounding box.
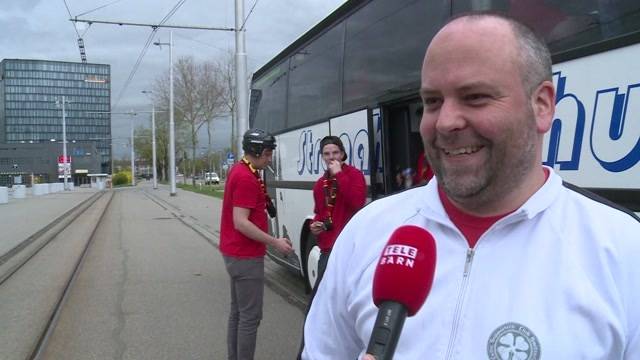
[251,62,289,133]
[384,100,424,194]
[287,23,344,129]
[342,0,447,111]
[454,0,640,56]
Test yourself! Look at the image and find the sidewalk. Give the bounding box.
[140,181,309,308]
[0,187,100,257]
[140,182,222,243]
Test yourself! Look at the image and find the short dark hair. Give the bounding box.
[320,135,347,161]
[445,12,552,96]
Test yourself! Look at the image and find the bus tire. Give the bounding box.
[303,233,321,293]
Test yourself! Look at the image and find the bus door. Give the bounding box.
[381,99,424,195]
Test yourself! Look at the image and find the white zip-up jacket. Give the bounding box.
[302,168,640,359]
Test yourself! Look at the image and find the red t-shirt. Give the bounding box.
[312,164,367,253]
[439,187,509,248]
[414,152,434,185]
[439,168,550,248]
[220,162,268,258]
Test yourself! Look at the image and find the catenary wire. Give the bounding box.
[111,0,188,111]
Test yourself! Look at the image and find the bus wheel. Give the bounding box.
[304,234,321,292]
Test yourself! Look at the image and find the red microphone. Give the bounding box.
[366,225,437,360]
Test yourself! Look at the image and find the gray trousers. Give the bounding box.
[223,256,265,360]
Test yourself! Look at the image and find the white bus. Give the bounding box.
[249,0,640,290]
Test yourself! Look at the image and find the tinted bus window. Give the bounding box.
[251,61,288,132]
[453,0,640,54]
[342,0,448,110]
[287,23,344,128]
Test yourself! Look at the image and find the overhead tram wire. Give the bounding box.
[174,32,230,52]
[76,0,126,17]
[241,0,261,31]
[62,0,87,63]
[111,0,187,111]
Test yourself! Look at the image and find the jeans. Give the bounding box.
[224,256,265,360]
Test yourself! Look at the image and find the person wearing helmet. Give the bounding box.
[220,128,293,360]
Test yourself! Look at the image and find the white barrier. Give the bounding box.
[49,183,64,193]
[13,185,26,199]
[0,187,7,204]
[68,183,74,191]
[33,184,49,196]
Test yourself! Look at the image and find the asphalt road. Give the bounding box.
[41,187,307,359]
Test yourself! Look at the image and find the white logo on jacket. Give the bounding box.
[487,322,540,360]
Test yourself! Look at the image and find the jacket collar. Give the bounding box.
[417,166,562,228]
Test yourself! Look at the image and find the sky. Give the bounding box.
[0,0,347,158]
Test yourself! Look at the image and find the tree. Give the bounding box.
[217,50,237,158]
[146,54,231,184]
[172,56,226,186]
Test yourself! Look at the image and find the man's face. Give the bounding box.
[254,148,273,169]
[322,144,344,166]
[419,18,546,208]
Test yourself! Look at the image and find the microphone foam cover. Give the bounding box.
[372,225,437,316]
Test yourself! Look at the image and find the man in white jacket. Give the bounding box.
[302,12,640,360]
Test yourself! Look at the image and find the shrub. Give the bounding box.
[112,171,130,186]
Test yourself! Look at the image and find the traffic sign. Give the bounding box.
[226,152,235,165]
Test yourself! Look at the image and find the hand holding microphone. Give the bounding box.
[365,225,437,360]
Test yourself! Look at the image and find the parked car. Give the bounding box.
[204,172,220,185]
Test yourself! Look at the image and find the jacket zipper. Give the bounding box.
[444,248,475,359]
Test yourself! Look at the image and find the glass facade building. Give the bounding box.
[0,59,111,173]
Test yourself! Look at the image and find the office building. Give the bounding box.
[0,59,111,182]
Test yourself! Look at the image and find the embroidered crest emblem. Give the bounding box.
[487,322,540,360]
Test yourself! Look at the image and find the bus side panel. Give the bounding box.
[329,109,372,184]
[274,187,314,272]
[545,42,640,190]
[276,123,330,182]
[273,123,330,274]
[270,109,376,276]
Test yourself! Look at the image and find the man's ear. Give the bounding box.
[532,80,556,134]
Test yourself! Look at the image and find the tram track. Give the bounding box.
[0,190,113,360]
[0,191,103,286]
[29,190,114,360]
[0,187,307,359]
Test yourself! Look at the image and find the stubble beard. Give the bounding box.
[430,113,538,210]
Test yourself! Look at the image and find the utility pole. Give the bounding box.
[154,32,176,196]
[235,0,249,159]
[151,101,158,189]
[130,116,136,186]
[55,96,71,191]
[87,110,160,187]
[141,90,158,190]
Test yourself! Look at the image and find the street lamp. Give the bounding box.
[154,31,176,196]
[86,111,144,187]
[130,114,136,186]
[55,96,71,191]
[141,90,158,190]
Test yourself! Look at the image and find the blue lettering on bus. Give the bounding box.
[374,111,384,174]
[544,71,640,172]
[349,129,370,175]
[296,128,372,176]
[297,130,323,176]
[544,72,585,170]
[590,84,640,172]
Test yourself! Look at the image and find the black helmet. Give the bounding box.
[242,128,276,157]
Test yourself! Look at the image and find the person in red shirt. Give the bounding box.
[220,128,293,360]
[413,150,434,186]
[309,136,366,286]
